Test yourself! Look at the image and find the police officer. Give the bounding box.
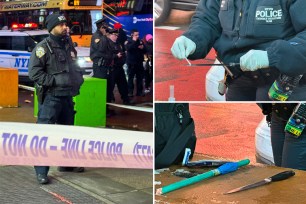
[107,29,131,105]
[90,18,114,104]
[28,14,84,184]
[125,29,147,97]
[171,0,306,101]
[260,103,306,170]
[144,34,153,94]
[114,22,127,52]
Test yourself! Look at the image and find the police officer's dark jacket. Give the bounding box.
[90,30,113,65]
[184,0,306,77]
[125,38,147,64]
[110,40,126,68]
[145,41,153,58]
[29,34,84,97]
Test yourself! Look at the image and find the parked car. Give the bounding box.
[154,0,199,25]
[0,26,92,83]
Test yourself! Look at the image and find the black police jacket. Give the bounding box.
[90,31,113,65]
[125,38,147,64]
[29,35,84,97]
[184,0,306,77]
[110,41,126,68]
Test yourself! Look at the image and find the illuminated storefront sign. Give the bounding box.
[1,1,48,10]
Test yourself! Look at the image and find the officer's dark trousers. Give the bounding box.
[34,94,75,176]
[271,112,306,170]
[127,63,144,96]
[109,66,129,102]
[93,63,113,102]
[226,74,306,101]
[144,61,153,89]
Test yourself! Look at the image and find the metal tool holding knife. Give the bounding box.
[224,170,295,195]
[185,58,238,78]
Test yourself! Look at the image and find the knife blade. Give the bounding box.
[184,58,237,78]
[186,63,240,67]
[224,170,295,195]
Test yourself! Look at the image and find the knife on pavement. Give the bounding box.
[224,170,295,195]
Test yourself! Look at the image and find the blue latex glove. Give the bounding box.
[240,50,269,71]
[171,36,196,60]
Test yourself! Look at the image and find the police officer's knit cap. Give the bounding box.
[46,14,67,32]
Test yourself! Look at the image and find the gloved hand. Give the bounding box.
[171,36,196,60]
[240,50,269,71]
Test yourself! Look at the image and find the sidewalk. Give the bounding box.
[0,166,152,204]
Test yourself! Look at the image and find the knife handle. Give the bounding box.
[270,170,295,182]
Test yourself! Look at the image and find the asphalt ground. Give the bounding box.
[155,10,216,101]
[0,87,153,204]
[189,103,263,163]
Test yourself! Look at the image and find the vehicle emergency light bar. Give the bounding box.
[11,23,38,30]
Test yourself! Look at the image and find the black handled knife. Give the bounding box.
[185,63,240,67]
[185,58,238,78]
[224,170,295,195]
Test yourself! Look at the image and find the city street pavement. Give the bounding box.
[155,103,305,203]
[189,103,263,163]
[155,10,216,101]
[0,88,153,204]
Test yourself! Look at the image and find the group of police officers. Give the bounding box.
[90,18,149,107]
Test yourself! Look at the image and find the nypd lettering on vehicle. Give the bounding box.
[255,5,283,24]
[0,51,31,76]
[0,29,92,80]
[15,58,29,70]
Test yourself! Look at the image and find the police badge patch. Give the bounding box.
[36,47,46,58]
[95,39,100,43]
[255,5,284,24]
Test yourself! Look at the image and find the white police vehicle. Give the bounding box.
[0,25,92,83]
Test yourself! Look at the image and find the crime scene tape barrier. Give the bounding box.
[18,84,35,92]
[0,122,153,169]
[106,103,153,113]
[18,85,153,113]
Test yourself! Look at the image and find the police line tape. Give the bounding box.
[18,85,153,113]
[107,103,153,112]
[0,122,153,169]
[18,84,35,92]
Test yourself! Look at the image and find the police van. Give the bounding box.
[0,24,92,83]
